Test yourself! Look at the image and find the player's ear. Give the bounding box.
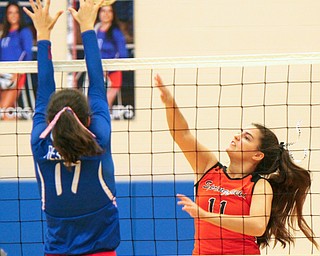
[87,116,91,127]
[253,151,264,162]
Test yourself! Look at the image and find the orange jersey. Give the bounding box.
[193,162,261,255]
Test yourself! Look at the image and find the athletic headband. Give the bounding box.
[39,106,96,139]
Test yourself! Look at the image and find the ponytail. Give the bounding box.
[45,89,104,168]
[268,149,317,248]
[52,110,103,167]
[252,123,318,249]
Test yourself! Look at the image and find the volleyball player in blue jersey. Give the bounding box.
[24,0,119,255]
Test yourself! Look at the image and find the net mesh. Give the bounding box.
[0,54,319,255]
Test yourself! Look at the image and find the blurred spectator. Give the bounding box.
[0,1,33,120]
[95,4,128,109]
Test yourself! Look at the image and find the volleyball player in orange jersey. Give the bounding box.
[155,74,319,255]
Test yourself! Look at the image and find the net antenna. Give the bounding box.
[284,121,308,163]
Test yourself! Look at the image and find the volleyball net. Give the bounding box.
[0,53,319,255]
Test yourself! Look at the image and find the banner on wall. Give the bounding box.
[68,0,135,121]
[0,0,134,121]
[0,73,36,120]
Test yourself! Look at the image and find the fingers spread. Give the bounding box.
[29,0,38,12]
[23,6,34,18]
[43,0,51,13]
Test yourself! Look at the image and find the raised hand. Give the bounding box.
[154,74,174,106]
[69,0,104,33]
[23,0,63,41]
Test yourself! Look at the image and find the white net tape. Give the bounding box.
[2,52,320,73]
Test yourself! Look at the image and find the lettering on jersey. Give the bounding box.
[1,37,10,48]
[44,145,62,160]
[97,38,103,49]
[202,180,246,199]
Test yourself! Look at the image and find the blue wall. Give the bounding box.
[0,180,194,256]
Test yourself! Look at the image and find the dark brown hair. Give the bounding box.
[98,4,120,40]
[253,123,318,249]
[1,2,27,38]
[46,89,103,167]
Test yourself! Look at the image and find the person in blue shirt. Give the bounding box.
[24,0,120,255]
[0,1,33,120]
[114,0,133,43]
[95,4,128,109]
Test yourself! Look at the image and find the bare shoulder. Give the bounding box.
[253,178,273,196]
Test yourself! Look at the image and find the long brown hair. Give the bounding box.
[97,4,120,40]
[1,2,27,38]
[46,89,103,167]
[253,123,318,249]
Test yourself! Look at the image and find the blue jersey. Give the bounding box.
[0,27,33,61]
[96,25,128,59]
[31,30,120,254]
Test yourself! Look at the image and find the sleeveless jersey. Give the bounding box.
[193,162,261,255]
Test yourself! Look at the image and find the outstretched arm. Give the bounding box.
[69,0,111,146]
[24,0,63,140]
[155,74,218,180]
[69,0,106,102]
